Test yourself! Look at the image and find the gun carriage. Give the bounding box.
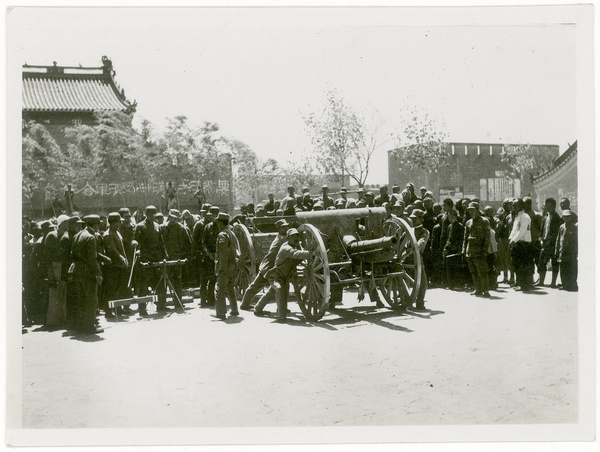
[231,207,423,321]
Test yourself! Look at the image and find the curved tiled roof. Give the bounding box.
[532,141,577,184]
[22,58,135,113]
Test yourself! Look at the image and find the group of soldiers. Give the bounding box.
[376,184,579,299]
[22,181,578,334]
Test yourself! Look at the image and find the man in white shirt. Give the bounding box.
[509,198,534,291]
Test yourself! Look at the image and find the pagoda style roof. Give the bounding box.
[22,56,136,113]
[532,141,577,184]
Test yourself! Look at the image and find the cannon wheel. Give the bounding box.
[294,223,330,321]
[232,223,257,300]
[380,217,422,309]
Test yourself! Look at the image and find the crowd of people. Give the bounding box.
[21,181,578,335]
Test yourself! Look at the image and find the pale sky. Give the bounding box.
[10,7,577,184]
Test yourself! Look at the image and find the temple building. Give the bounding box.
[22,56,136,150]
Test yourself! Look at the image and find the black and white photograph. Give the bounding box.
[4,2,596,449]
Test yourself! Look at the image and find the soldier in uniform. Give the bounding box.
[194,207,212,306]
[69,215,104,334]
[161,209,192,310]
[44,214,70,327]
[321,185,335,209]
[201,206,221,306]
[243,219,289,312]
[102,212,129,318]
[264,193,277,216]
[443,209,464,290]
[409,209,429,309]
[212,213,239,319]
[280,186,296,214]
[134,205,167,315]
[374,185,390,206]
[364,191,376,208]
[555,210,578,291]
[463,202,491,298]
[537,198,563,287]
[261,228,310,323]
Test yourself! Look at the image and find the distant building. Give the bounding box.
[533,141,577,214]
[22,56,137,149]
[388,142,560,210]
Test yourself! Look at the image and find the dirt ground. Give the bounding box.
[20,283,578,430]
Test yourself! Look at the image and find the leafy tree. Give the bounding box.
[391,105,449,187]
[501,143,556,185]
[22,121,71,200]
[303,89,378,187]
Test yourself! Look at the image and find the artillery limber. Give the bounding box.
[231,207,423,321]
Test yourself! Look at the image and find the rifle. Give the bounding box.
[127,243,139,288]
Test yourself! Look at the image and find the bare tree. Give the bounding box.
[303,89,379,187]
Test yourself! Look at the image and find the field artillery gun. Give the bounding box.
[231,207,423,321]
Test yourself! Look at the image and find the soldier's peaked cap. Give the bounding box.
[168,209,181,219]
[217,212,230,221]
[83,214,100,224]
[275,219,289,228]
[209,206,220,214]
[108,212,122,223]
[287,228,300,237]
[145,205,157,214]
[119,207,131,216]
[57,214,70,227]
[467,202,480,210]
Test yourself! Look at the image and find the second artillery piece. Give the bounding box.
[231,207,423,322]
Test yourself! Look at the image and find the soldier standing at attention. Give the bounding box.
[537,198,563,287]
[555,210,578,292]
[244,219,289,312]
[102,212,129,318]
[161,209,192,310]
[134,205,167,316]
[463,202,491,298]
[213,213,239,320]
[263,228,310,323]
[70,215,103,334]
[202,206,221,306]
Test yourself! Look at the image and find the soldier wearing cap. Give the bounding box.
[374,185,390,207]
[280,186,296,215]
[134,205,167,316]
[69,215,103,334]
[43,214,70,327]
[193,208,210,306]
[265,193,276,216]
[410,209,430,308]
[462,202,491,297]
[260,228,311,323]
[102,212,129,318]
[391,200,412,226]
[201,206,221,306]
[60,216,83,328]
[244,219,290,312]
[335,187,349,209]
[160,209,192,310]
[364,191,375,208]
[356,187,366,204]
[389,185,401,206]
[214,213,239,319]
[537,198,563,288]
[555,209,578,291]
[321,185,334,210]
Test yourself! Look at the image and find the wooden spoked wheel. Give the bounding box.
[294,223,330,321]
[380,217,422,309]
[232,223,257,300]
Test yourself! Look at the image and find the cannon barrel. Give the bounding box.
[342,235,397,253]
